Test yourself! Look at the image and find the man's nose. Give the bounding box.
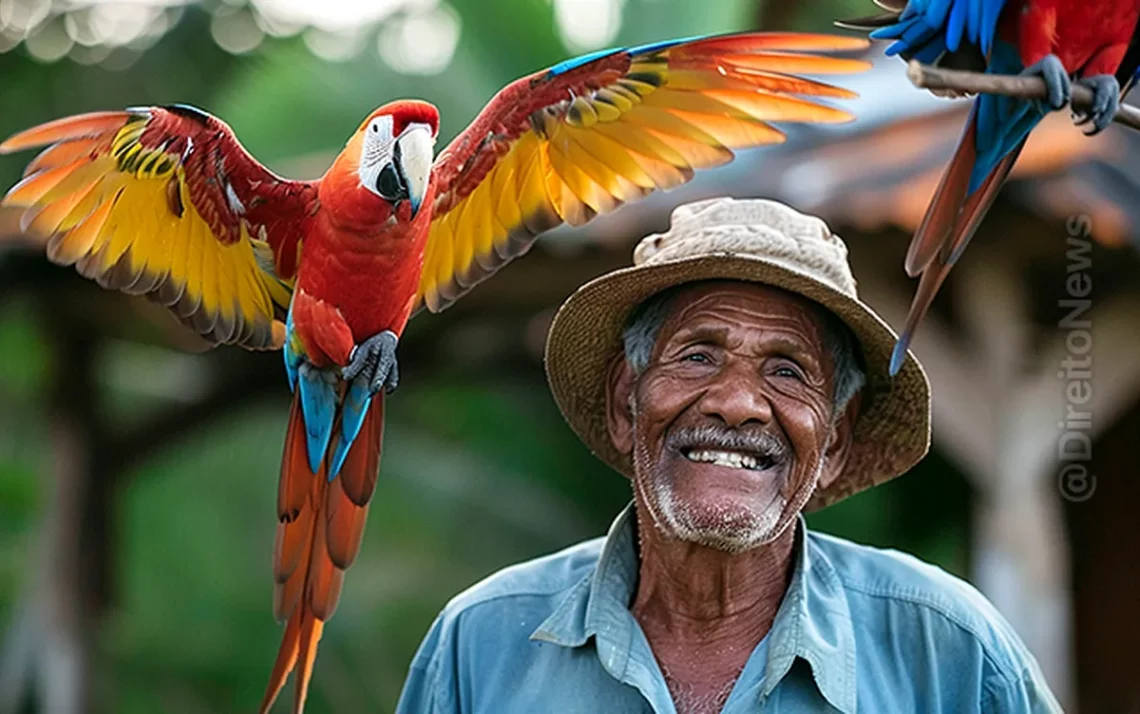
[697,361,772,428]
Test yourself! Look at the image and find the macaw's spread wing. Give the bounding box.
[0,105,318,349]
[416,32,870,314]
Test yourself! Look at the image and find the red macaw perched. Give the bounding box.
[0,31,871,713]
[845,0,1140,374]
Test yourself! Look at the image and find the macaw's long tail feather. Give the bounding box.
[259,602,322,714]
[260,391,384,714]
[904,110,981,278]
[890,107,1027,376]
[260,394,322,714]
[328,395,384,559]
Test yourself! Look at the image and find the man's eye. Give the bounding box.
[682,352,710,363]
[774,365,801,379]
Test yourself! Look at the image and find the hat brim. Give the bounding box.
[543,253,932,511]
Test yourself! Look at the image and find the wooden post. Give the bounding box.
[851,223,1140,711]
[958,248,1074,708]
[0,320,106,714]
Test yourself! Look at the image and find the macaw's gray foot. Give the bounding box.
[1072,74,1120,135]
[342,330,400,395]
[1022,54,1071,111]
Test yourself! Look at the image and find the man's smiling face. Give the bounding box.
[609,281,845,552]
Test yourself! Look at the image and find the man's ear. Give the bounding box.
[605,354,636,456]
[818,391,861,491]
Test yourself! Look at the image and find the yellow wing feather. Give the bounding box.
[417,32,871,314]
[466,178,498,273]
[1,109,305,350]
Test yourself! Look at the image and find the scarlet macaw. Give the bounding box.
[845,0,1140,375]
[0,31,871,712]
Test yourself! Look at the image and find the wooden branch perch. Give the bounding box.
[906,60,1140,132]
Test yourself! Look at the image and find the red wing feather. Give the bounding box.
[326,397,384,568]
[341,399,383,511]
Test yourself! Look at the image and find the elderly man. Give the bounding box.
[395,198,1061,713]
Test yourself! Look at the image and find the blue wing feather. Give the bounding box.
[285,303,340,475]
[947,0,966,51]
[911,35,949,64]
[547,34,704,77]
[298,366,337,475]
[980,0,1001,54]
[966,0,982,49]
[923,0,953,26]
[283,310,302,392]
[548,48,622,76]
[871,0,1007,58]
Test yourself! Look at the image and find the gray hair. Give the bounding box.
[621,283,866,420]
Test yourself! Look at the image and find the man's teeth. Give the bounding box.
[685,449,762,470]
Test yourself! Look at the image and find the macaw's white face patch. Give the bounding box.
[358,116,434,212]
[358,114,396,196]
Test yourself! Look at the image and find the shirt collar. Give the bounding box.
[531,501,857,713]
[530,501,638,648]
[763,514,857,713]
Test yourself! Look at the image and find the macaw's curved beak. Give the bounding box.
[395,126,433,218]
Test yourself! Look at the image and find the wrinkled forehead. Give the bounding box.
[656,280,828,341]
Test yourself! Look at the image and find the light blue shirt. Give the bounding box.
[395,503,1062,713]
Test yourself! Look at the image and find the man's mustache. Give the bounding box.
[665,424,788,463]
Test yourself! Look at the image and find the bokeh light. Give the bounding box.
[302,25,369,62]
[24,15,71,61]
[249,0,407,33]
[2,0,186,69]
[553,0,624,51]
[377,1,459,75]
[209,5,262,54]
[0,0,465,73]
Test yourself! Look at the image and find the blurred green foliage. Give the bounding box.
[0,1,970,712]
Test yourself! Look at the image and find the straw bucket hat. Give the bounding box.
[544,197,932,511]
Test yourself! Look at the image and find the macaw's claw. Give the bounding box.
[1072,75,1120,135]
[343,330,400,395]
[1022,54,1071,111]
